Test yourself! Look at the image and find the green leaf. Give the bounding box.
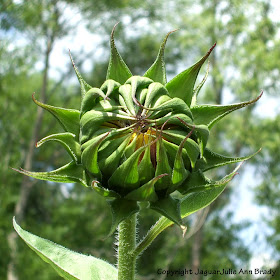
[133,164,240,257]
[124,135,137,158]
[107,199,139,236]
[168,134,191,194]
[92,181,121,199]
[163,139,189,167]
[125,76,153,114]
[151,94,172,108]
[99,135,131,178]
[125,174,168,202]
[155,113,193,128]
[143,82,169,109]
[177,169,211,195]
[191,60,210,107]
[195,148,261,172]
[195,125,210,158]
[181,164,242,210]
[125,76,153,91]
[106,23,132,83]
[118,84,136,115]
[69,50,92,99]
[138,144,155,184]
[81,88,108,115]
[191,91,263,128]
[100,79,121,98]
[144,30,177,84]
[13,218,118,280]
[162,131,200,168]
[32,94,80,138]
[176,117,209,158]
[108,145,146,191]
[155,140,172,190]
[150,196,183,226]
[148,97,193,120]
[81,133,109,180]
[166,44,216,106]
[13,161,87,187]
[80,110,134,143]
[37,133,81,163]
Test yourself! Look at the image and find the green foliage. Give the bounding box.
[13,218,118,280]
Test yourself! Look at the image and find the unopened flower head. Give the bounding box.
[16,25,262,230]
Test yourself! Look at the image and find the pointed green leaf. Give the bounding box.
[124,135,137,158]
[69,50,92,99]
[108,145,147,191]
[176,117,209,157]
[177,169,211,195]
[191,92,263,128]
[81,133,109,180]
[92,99,124,113]
[13,161,87,187]
[163,139,190,168]
[138,144,155,184]
[107,199,139,236]
[133,164,241,256]
[143,82,169,109]
[98,129,130,154]
[37,133,81,163]
[169,133,192,194]
[151,94,172,108]
[162,130,200,168]
[195,148,261,172]
[139,88,148,105]
[100,79,121,98]
[166,44,216,106]
[13,218,118,280]
[191,60,210,107]
[155,140,172,190]
[155,113,193,128]
[150,196,183,226]
[180,161,247,195]
[148,97,193,120]
[80,110,134,143]
[125,76,153,90]
[32,94,80,138]
[182,163,241,195]
[144,30,177,84]
[118,94,130,115]
[125,174,168,202]
[125,76,154,114]
[118,84,136,115]
[195,125,209,158]
[92,181,121,199]
[81,88,108,115]
[99,135,131,179]
[106,23,132,83]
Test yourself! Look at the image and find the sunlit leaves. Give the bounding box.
[13,218,118,280]
[166,44,216,106]
[106,23,132,84]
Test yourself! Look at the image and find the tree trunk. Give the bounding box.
[7,36,54,280]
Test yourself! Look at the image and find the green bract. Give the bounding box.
[15,26,262,232]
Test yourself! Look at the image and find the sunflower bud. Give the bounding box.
[15,25,262,232]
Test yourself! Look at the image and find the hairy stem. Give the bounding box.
[117,214,137,280]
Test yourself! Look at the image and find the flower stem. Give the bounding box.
[117,214,137,280]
